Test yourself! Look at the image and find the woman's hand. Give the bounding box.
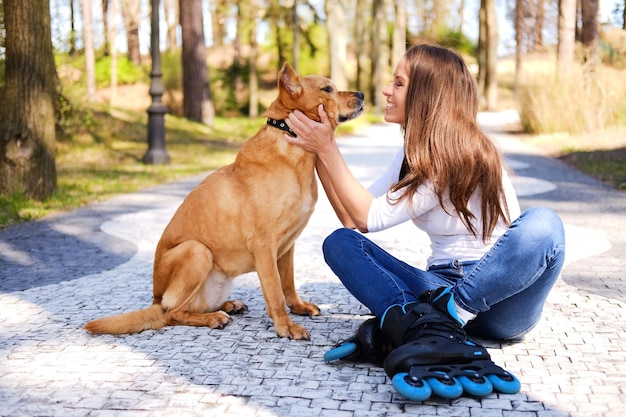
[283,104,373,232]
[284,105,335,155]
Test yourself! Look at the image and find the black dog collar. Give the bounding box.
[266,118,297,137]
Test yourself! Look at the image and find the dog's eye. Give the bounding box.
[321,86,334,93]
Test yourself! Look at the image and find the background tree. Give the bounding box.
[247,0,259,118]
[180,0,214,125]
[514,0,524,99]
[354,0,370,94]
[478,0,499,111]
[102,0,110,56]
[392,0,407,67]
[557,0,576,75]
[163,0,178,51]
[0,0,58,199]
[82,0,96,102]
[580,0,600,80]
[120,0,141,65]
[326,0,348,90]
[108,0,119,105]
[370,0,390,113]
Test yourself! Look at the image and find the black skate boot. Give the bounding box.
[380,295,521,401]
[324,318,393,366]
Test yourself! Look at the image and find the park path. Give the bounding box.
[0,111,624,416]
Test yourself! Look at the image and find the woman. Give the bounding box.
[284,44,565,398]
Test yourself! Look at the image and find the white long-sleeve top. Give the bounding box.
[367,148,521,268]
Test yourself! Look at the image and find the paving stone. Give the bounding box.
[0,114,624,416]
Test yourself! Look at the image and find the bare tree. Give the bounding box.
[102,0,110,56]
[180,0,214,125]
[580,0,600,80]
[292,0,299,72]
[392,0,407,67]
[355,0,370,94]
[248,0,259,118]
[163,0,179,51]
[109,0,119,105]
[120,0,141,65]
[326,0,348,90]
[0,0,58,199]
[83,0,97,102]
[514,0,524,100]
[370,0,390,113]
[533,0,545,50]
[557,0,576,75]
[478,0,499,111]
[69,0,77,55]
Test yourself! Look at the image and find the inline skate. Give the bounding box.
[380,288,521,401]
[323,317,392,366]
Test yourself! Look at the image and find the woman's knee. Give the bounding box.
[519,207,565,245]
[322,228,358,262]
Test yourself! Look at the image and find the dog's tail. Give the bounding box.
[84,304,166,335]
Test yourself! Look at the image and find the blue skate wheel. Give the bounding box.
[424,372,464,399]
[457,372,494,397]
[391,372,432,401]
[324,342,357,362]
[486,372,522,394]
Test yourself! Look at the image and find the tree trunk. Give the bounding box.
[392,0,407,67]
[580,0,600,81]
[0,0,57,199]
[479,0,499,111]
[514,0,524,100]
[355,0,370,93]
[557,0,576,75]
[292,1,299,73]
[102,0,110,56]
[69,0,77,55]
[120,0,141,65]
[326,0,348,90]
[370,0,390,113]
[248,2,259,118]
[209,0,227,47]
[164,0,179,51]
[180,0,214,125]
[83,0,97,102]
[109,0,119,105]
[534,0,545,50]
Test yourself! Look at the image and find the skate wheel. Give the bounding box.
[424,372,464,399]
[486,372,522,394]
[391,372,432,401]
[457,373,494,397]
[324,342,357,362]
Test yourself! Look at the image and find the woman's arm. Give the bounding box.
[315,158,356,229]
[285,105,373,233]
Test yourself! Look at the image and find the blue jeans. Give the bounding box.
[322,207,566,341]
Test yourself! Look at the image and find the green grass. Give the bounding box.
[0,104,375,228]
[0,108,258,228]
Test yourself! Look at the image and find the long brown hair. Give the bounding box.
[391,44,510,241]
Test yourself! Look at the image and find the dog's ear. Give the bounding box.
[278,63,302,97]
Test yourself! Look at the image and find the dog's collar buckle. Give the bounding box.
[266,118,297,137]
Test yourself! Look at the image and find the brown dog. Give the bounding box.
[84,63,364,340]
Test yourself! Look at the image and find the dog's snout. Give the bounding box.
[355,91,364,100]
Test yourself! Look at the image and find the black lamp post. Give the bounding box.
[143,0,170,164]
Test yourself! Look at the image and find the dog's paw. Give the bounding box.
[290,301,321,317]
[276,322,311,340]
[221,299,248,315]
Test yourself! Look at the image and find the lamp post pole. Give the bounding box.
[143,0,170,164]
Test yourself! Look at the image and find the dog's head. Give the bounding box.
[264,63,364,129]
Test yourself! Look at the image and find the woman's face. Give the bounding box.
[382,57,410,125]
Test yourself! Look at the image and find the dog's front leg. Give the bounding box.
[254,247,311,340]
[277,245,321,317]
